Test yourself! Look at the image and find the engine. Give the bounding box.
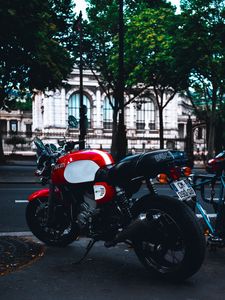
[76,192,97,231]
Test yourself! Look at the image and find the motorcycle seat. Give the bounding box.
[106,150,174,186]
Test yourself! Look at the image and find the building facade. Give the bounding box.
[0,109,32,154]
[32,68,206,153]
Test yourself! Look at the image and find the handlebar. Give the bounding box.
[34,138,86,182]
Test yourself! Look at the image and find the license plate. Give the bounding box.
[170,179,196,201]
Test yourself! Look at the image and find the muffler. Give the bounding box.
[105,215,154,247]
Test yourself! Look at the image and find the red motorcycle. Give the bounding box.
[26,138,205,281]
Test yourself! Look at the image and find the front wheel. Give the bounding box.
[131,195,206,281]
[26,197,80,247]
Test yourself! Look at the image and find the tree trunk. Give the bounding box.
[207,111,216,159]
[207,88,217,159]
[159,108,164,149]
[214,118,223,155]
[0,127,5,164]
[110,109,119,160]
[116,112,127,161]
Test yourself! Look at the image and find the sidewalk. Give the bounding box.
[0,234,44,276]
[0,234,225,299]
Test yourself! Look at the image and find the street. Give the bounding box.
[0,183,41,232]
[0,181,218,233]
[1,174,225,299]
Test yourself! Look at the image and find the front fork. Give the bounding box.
[47,182,57,226]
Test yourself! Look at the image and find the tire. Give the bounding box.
[26,197,80,247]
[131,195,206,281]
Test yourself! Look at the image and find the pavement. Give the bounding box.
[2,159,225,300]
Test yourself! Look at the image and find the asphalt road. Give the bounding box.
[0,183,42,232]
[1,178,225,299]
[0,183,218,233]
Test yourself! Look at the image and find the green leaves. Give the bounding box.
[179,0,225,105]
[125,7,186,91]
[0,0,76,108]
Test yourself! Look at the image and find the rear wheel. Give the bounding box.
[26,197,80,247]
[132,195,206,281]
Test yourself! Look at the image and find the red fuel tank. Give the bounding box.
[52,149,114,185]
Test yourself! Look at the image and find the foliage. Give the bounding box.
[125,7,187,91]
[8,98,32,111]
[5,135,27,146]
[0,0,77,110]
[124,6,188,148]
[84,0,176,97]
[179,0,225,156]
[84,0,180,152]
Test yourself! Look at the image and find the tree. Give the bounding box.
[0,0,76,162]
[125,7,188,148]
[84,0,178,157]
[179,0,225,158]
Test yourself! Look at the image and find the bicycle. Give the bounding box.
[190,151,225,248]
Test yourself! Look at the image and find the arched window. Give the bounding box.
[68,93,91,128]
[136,98,155,130]
[103,96,114,129]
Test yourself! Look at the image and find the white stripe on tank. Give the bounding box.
[92,150,113,165]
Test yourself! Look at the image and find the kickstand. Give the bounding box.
[72,239,97,265]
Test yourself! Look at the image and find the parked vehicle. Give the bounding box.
[189,150,225,248]
[26,138,205,281]
[206,151,225,175]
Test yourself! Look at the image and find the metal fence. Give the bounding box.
[1,130,186,155]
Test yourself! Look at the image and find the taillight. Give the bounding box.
[208,159,214,165]
[156,173,169,184]
[169,167,181,180]
[182,167,192,177]
[207,158,223,172]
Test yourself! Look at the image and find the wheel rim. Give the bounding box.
[34,198,74,243]
[136,209,186,274]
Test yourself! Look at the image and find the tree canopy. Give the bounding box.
[0,0,77,109]
[124,5,189,148]
[179,0,225,156]
[84,0,181,153]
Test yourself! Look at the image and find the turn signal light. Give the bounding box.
[156,173,169,184]
[182,167,192,177]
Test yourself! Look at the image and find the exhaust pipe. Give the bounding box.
[105,216,154,248]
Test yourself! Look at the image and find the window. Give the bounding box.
[10,120,18,134]
[68,93,91,128]
[197,127,203,140]
[26,124,32,138]
[0,120,7,134]
[136,98,155,130]
[178,124,184,138]
[103,97,114,129]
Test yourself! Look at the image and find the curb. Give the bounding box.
[0,231,33,237]
[0,181,40,184]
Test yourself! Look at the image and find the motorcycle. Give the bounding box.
[26,137,205,281]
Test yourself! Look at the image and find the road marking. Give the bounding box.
[197,213,217,218]
[15,200,28,203]
[0,188,39,191]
